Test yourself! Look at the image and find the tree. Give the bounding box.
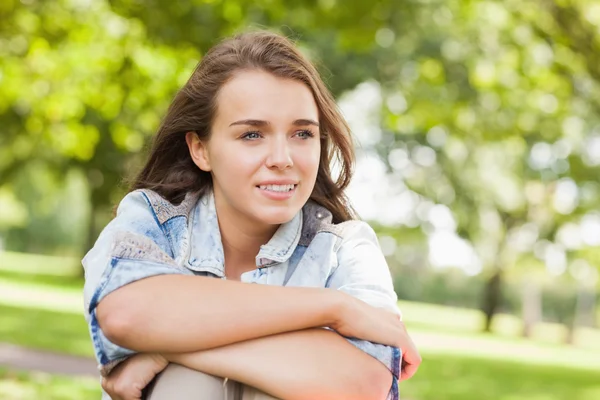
[1,0,599,335]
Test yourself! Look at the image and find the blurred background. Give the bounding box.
[1,0,600,398]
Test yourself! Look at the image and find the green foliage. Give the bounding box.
[1,0,600,324]
[1,285,599,399]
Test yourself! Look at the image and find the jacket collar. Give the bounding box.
[187,190,302,276]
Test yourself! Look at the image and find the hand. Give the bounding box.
[396,320,421,381]
[331,293,421,380]
[101,353,168,400]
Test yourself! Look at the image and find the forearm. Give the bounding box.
[165,328,392,400]
[97,275,343,353]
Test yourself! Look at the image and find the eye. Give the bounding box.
[295,129,315,139]
[241,131,262,140]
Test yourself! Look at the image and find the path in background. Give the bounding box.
[2,326,600,379]
[0,344,97,377]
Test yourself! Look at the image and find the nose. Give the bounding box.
[266,136,293,170]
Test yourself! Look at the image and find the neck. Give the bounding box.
[213,192,279,278]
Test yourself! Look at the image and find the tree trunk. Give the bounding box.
[481,269,502,332]
[564,286,597,345]
[575,287,596,328]
[521,279,541,338]
[565,321,576,345]
[591,292,598,329]
[81,190,99,277]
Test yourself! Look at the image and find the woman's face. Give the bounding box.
[187,70,321,227]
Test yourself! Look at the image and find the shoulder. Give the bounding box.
[118,189,199,226]
[82,189,199,279]
[299,200,375,248]
[96,189,199,262]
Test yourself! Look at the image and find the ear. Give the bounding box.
[185,131,212,171]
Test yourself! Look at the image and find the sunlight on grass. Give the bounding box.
[402,353,600,400]
[0,278,82,314]
[411,330,600,371]
[0,273,596,400]
[0,369,100,400]
[0,277,598,363]
[0,252,80,277]
[0,304,93,357]
[0,269,84,290]
[2,353,600,400]
[398,300,600,351]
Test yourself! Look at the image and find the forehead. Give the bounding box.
[214,70,319,124]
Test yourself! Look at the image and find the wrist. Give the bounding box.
[323,289,347,330]
[161,352,179,363]
[150,353,169,368]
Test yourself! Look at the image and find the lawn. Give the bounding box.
[0,303,92,358]
[402,353,600,400]
[2,352,599,400]
[1,251,599,399]
[0,369,100,400]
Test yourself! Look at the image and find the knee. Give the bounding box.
[146,364,225,400]
[242,385,281,400]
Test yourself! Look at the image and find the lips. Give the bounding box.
[255,183,298,200]
[256,180,299,186]
[258,183,296,192]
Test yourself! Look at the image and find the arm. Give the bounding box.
[98,274,344,353]
[83,190,199,374]
[84,190,402,381]
[84,191,343,361]
[166,328,391,400]
[87,190,343,353]
[326,221,408,398]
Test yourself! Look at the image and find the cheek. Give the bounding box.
[296,144,321,177]
[212,147,262,178]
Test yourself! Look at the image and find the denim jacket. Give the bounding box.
[82,189,402,400]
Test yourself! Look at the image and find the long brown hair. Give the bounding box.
[131,30,357,223]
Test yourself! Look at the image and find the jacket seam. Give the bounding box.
[139,190,178,260]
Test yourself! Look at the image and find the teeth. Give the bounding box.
[259,184,295,192]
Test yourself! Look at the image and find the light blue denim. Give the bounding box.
[82,189,402,399]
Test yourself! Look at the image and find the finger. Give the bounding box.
[101,379,121,400]
[399,335,421,361]
[101,377,111,392]
[403,347,422,365]
[105,391,123,400]
[400,361,419,381]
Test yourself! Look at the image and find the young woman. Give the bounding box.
[82,31,421,400]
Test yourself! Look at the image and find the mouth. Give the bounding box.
[256,184,298,193]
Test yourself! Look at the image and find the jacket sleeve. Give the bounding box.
[82,190,194,376]
[327,221,402,400]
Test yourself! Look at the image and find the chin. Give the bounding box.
[253,206,300,225]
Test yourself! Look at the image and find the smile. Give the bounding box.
[257,184,297,192]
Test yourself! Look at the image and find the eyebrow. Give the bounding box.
[229,119,320,128]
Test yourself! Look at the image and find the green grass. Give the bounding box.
[399,300,600,351]
[1,256,600,399]
[0,277,83,314]
[0,269,84,290]
[2,354,599,400]
[0,251,80,276]
[402,353,600,400]
[0,250,84,290]
[0,274,598,362]
[0,303,93,358]
[0,369,100,400]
